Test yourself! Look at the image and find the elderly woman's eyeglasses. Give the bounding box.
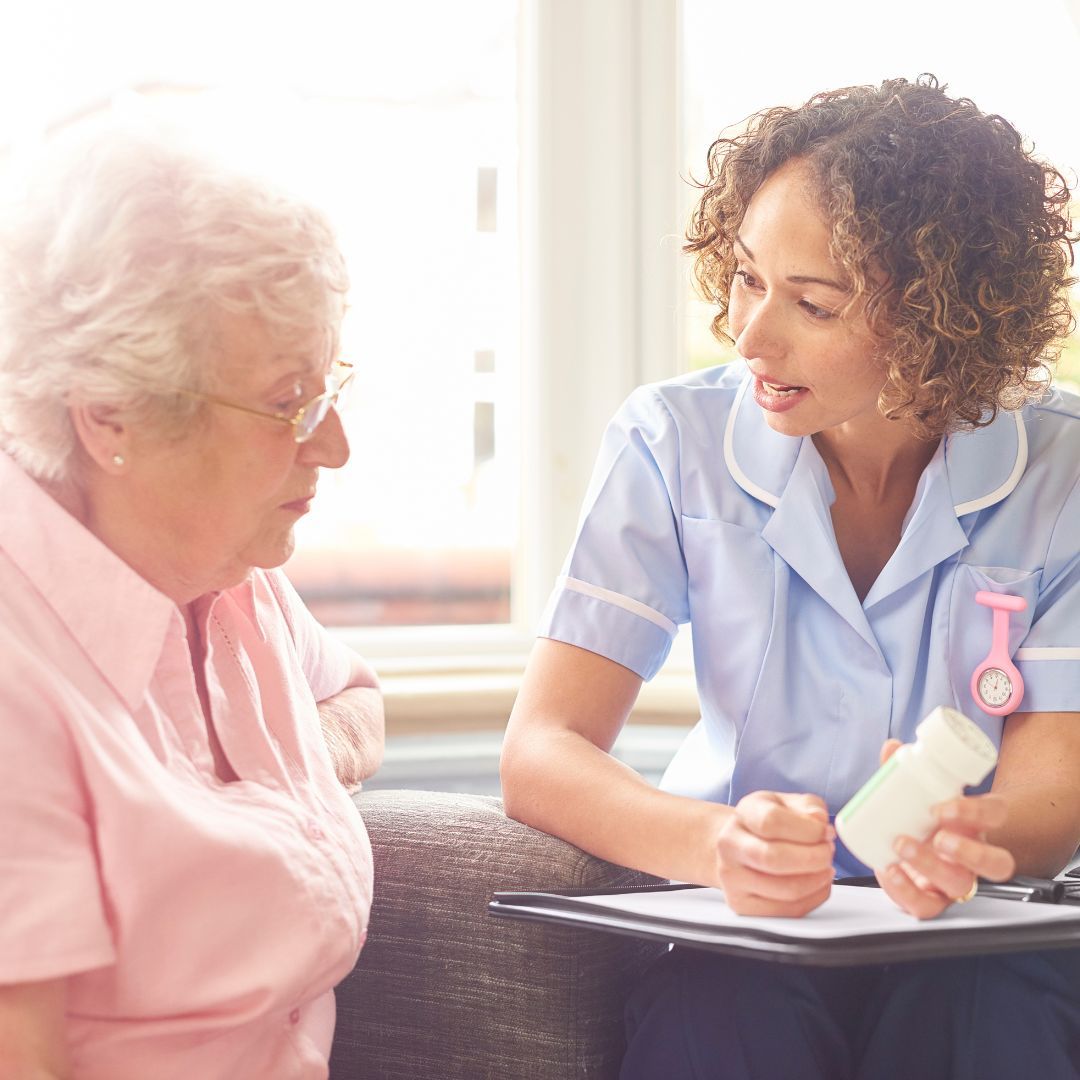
[163,361,355,444]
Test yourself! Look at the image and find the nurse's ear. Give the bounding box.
[68,402,132,475]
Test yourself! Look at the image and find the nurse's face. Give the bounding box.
[727,159,887,440]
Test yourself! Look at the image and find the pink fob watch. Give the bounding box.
[970,590,1026,716]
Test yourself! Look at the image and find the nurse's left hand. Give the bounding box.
[873,739,1016,920]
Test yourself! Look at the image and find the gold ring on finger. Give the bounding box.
[952,878,979,904]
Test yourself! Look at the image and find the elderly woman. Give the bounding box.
[502,76,1080,1078]
[0,127,382,1078]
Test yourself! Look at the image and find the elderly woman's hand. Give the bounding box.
[873,739,1016,919]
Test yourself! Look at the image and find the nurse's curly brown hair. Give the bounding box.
[686,74,1076,438]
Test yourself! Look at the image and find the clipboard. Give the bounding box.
[488,882,1080,967]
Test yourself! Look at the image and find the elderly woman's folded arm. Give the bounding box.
[318,652,385,790]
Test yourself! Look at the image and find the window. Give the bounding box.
[0,3,695,724]
[282,10,521,630]
[2,1,522,634]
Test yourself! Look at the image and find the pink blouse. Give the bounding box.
[0,452,375,1078]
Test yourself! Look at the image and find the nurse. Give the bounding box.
[501,75,1080,1078]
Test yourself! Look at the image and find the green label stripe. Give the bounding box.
[837,754,901,825]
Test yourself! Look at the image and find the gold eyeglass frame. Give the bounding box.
[162,361,355,443]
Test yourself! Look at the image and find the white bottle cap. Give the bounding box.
[915,705,997,786]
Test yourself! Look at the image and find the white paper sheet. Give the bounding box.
[570,885,1080,940]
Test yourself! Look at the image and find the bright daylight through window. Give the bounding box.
[0,1,519,631]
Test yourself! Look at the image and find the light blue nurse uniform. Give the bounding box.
[540,360,1080,876]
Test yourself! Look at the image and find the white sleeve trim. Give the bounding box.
[1015,647,1080,660]
[558,576,677,635]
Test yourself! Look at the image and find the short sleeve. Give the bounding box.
[1016,476,1080,712]
[0,640,115,983]
[264,569,379,703]
[539,386,689,680]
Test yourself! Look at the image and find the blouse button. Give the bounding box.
[308,820,324,841]
[289,1008,301,1025]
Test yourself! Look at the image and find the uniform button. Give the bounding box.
[289,1008,301,1025]
[308,820,324,840]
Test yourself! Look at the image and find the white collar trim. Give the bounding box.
[952,411,1027,516]
[723,371,1027,517]
[723,376,781,509]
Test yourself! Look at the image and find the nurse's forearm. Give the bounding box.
[501,725,733,887]
[985,781,1080,878]
[318,687,385,791]
[987,710,1080,877]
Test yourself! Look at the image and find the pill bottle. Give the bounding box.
[835,705,998,870]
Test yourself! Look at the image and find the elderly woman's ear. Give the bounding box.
[68,401,132,474]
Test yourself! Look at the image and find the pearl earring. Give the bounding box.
[112,454,125,467]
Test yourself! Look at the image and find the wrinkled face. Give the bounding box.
[126,312,349,596]
[728,159,887,440]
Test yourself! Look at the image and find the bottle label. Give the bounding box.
[836,752,901,825]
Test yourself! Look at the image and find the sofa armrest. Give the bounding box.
[330,789,665,1080]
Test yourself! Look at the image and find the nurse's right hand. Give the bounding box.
[713,791,836,917]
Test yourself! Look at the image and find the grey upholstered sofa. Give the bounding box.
[329,789,666,1079]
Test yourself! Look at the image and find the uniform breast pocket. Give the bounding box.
[947,563,1041,712]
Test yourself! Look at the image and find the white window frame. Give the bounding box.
[336,0,695,725]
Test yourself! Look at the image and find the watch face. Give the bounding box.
[977,667,1013,708]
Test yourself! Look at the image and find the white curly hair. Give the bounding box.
[0,122,349,482]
